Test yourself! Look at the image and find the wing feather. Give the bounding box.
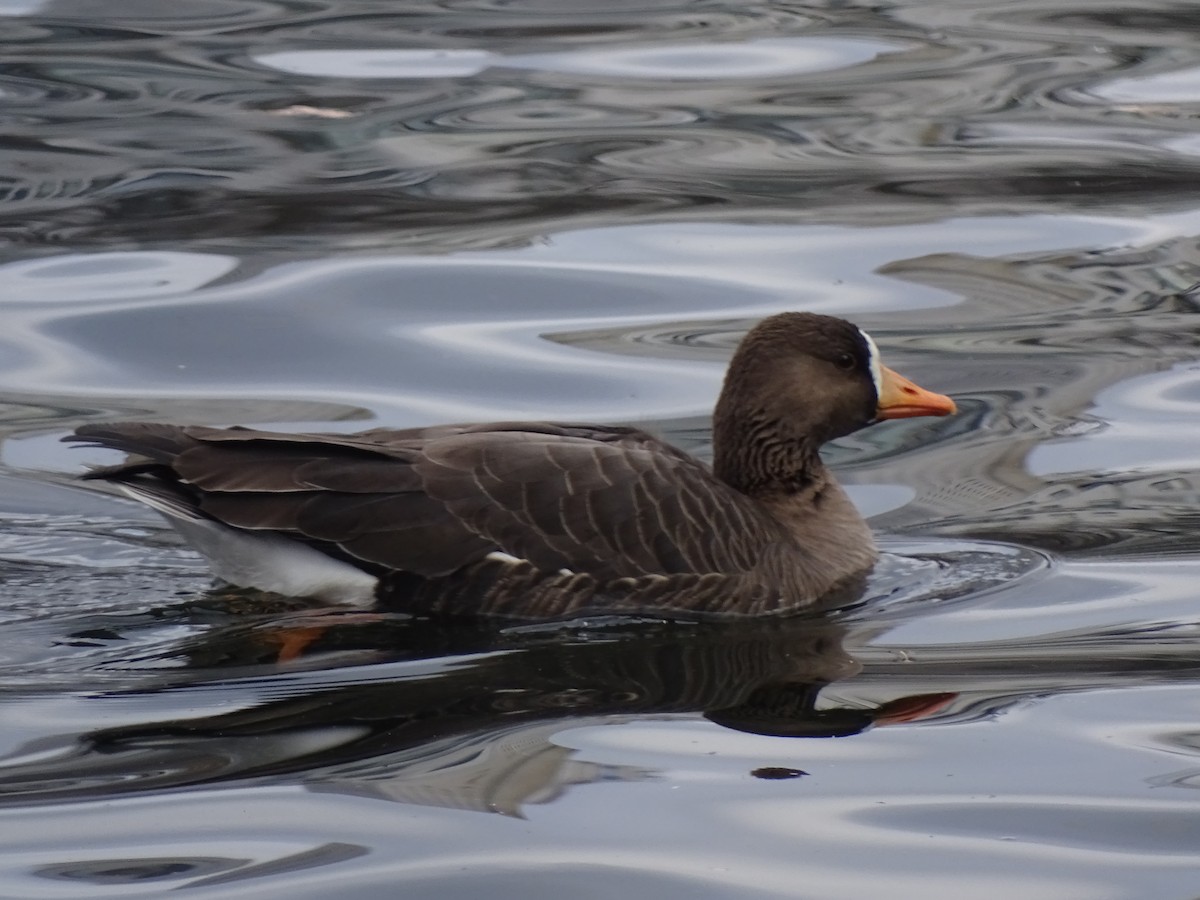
[68,420,785,586]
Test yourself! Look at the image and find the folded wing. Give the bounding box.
[71,422,784,581]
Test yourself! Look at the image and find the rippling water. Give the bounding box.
[4,0,1200,897]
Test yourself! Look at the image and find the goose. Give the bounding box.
[66,312,955,619]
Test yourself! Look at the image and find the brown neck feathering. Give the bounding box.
[712,404,823,496]
[711,383,825,498]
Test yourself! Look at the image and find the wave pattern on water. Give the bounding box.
[6,1,1200,248]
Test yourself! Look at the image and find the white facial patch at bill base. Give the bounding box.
[857,327,883,400]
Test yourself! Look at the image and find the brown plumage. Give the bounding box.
[65,312,955,619]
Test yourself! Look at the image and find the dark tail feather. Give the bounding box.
[104,473,206,520]
[65,423,195,464]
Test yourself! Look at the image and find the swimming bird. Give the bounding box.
[66,312,955,619]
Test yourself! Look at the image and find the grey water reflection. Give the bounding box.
[8,557,1200,899]
[7,0,1200,897]
[7,0,1200,250]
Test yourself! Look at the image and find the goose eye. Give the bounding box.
[835,352,856,371]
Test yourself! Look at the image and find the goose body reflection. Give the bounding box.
[0,616,953,813]
[67,313,954,619]
[2,596,1183,818]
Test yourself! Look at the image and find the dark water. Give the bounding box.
[4,0,1200,897]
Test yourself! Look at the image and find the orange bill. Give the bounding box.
[876,365,956,419]
[873,692,958,726]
